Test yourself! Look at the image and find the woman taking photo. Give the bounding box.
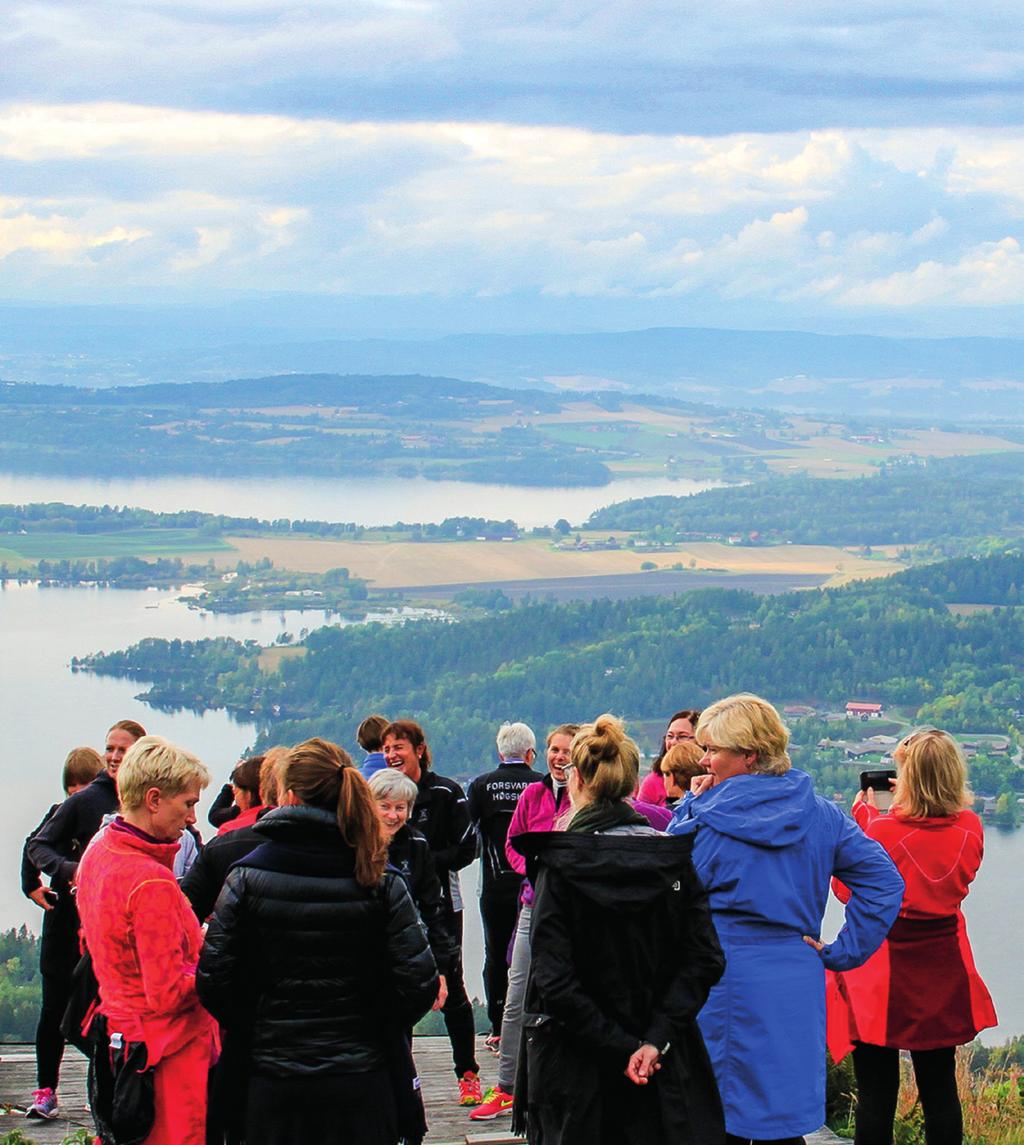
[667,694,905,1145]
[828,729,997,1145]
[512,714,727,1145]
[197,737,439,1145]
[637,708,700,806]
[75,735,215,1145]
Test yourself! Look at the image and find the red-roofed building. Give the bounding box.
[846,702,884,719]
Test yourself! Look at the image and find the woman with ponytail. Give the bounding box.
[197,737,439,1145]
[510,715,727,1145]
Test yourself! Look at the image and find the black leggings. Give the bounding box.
[441,910,479,1077]
[479,887,519,1035]
[852,1042,961,1145]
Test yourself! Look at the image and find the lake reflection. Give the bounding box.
[0,471,720,530]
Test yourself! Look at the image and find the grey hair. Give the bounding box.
[496,721,536,759]
[368,768,419,805]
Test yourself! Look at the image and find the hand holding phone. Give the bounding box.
[860,769,897,812]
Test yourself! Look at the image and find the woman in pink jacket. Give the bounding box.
[470,723,577,1122]
[76,736,217,1145]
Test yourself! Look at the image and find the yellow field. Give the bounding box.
[219,535,904,589]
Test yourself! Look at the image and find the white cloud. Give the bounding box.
[0,102,1023,312]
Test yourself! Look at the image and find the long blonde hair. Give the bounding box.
[893,729,971,819]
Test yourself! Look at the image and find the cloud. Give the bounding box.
[0,101,1023,317]
[5,2,1024,136]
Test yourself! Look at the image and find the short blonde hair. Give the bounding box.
[117,735,210,811]
[893,729,970,818]
[695,693,791,776]
[571,714,639,802]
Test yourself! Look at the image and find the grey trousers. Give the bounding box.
[497,903,533,1092]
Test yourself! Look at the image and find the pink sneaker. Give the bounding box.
[26,1087,58,1119]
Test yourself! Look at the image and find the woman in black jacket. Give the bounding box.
[197,737,439,1145]
[512,714,726,1145]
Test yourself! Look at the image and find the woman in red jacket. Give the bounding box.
[76,735,216,1145]
[829,728,997,1145]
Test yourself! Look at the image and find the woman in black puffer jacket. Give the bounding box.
[197,737,439,1145]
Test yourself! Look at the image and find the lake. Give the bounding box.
[0,472,721,530]
[1,581,1019,1042]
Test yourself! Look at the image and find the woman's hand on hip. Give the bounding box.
[625,1043,661,1085]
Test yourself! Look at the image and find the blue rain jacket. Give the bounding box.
[668,769,903,1139]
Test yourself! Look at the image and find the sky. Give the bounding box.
[3,1,1024,337]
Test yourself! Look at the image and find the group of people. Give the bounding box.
[20,695,996,1145]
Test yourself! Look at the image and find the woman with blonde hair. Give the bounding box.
[667,694,905,1145]
[512,714,727,1145]
[828,729,997,1145]
[75,735,215,1145]
[197,737,438,1145]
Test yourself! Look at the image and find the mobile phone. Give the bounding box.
[860,769,896,812]
[43,889,59,906]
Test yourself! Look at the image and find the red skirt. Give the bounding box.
[827,912,996,1060]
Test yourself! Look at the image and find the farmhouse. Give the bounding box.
[846,701,884,719]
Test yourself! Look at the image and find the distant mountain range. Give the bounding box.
[2,308,1023,419]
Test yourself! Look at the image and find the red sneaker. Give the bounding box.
[458,1070,483,1106]
[470,1085,514,1120]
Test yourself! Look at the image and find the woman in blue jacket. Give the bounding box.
[668,694,904,1145]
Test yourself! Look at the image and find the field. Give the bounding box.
[220,535,905,588]
[0,528,233,566]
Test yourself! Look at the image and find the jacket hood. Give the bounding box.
[252,804,342,842]
[515,831,698,911]
[681,768,818,848]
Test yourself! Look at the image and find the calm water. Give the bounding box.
[0,472,719,530]
[0,581,1016,1038]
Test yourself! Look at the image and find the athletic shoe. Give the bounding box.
[484,1032,501,1054]
[469,1085,514,1120]
[26,1087,58,1119]
[457,1070,483,1105]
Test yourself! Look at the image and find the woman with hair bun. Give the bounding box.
[511,714,727,1145]
[668,693,905,1145]
[197,737,439,1145]
[828,728,996,1145]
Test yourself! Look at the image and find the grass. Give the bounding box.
[829,1046,1024,1144]
[0,529,233,561]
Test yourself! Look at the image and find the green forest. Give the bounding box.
[0,374,717,486]
[78,553,1024,808]
[587,452,1024,549]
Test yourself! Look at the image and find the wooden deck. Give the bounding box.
[0,1039,842,1144]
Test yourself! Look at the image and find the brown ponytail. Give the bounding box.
[283,737,388,887]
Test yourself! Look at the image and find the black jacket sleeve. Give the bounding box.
[642,874,725,1051]
[528,867,639,1059]
[195,868,247,1030]
[431,780,476,875]
[411,843,458,976]
[208,783,240,829]
[26,799,81,885]
[381,873,440,1030]
[180,844,223,922]
[22,805,58,897]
